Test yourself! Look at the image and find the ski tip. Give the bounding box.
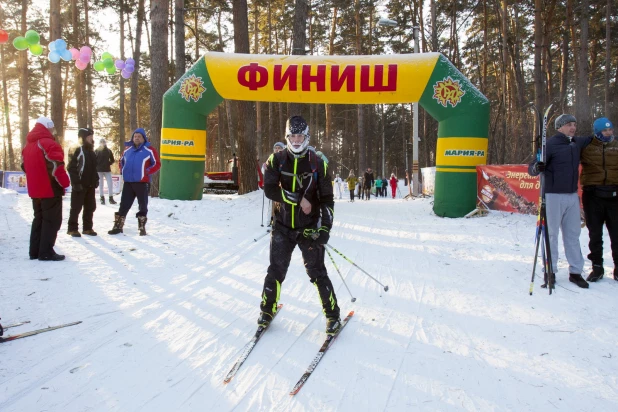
[347,311,354,317]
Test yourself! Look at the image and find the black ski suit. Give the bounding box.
[261,149,340,319]
[67,143,99,231]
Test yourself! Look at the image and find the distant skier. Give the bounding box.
[95,138,116,205]
[334,174,344,199]
[259,115,342,335]
[375,176,382,198]
[528,114,592,289]
[389,173,398,199]
[346,171,357,202]
[382,177,388,197]
[363,168,374,201]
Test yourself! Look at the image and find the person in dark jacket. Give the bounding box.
[67,128,99,237]
[21,117,70,261]
[95,138,116,205]
[529,114,592,289]
[363,168,374,201]
[382,177,388,197]
[108,128,161,236]
[259,115,341,335]
[580,117,618,282]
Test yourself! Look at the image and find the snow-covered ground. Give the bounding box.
[1,186,617,412]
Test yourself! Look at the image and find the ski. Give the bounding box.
[223,304,283,384]
[0,321,82,343]
[4,321,31,330]
[289,310,354,396]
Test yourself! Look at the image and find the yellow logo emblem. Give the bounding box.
[179,74,206,103]
[433,76,465,108]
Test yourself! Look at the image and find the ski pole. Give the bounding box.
[326,248,356,302]
[254,229,271,242]
[325,244,389,291]
[261,191,265,227]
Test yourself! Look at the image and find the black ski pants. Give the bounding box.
[583,190,618,266]
[30,197,62,258]
[118,182,149,218]
[68,187,97,231]
[349,189,354,201]
[260,225,340,319]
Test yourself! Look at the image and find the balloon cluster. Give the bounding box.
[13,30,44,56]
[93,52,118,75]
[0,30,8,45]
[69,46,92,70]
[115,58,135,79]
[48,39,72,63]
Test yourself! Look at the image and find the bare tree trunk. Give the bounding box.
[559,30,569,111]
[119,0,126,145]
[289,0,308,117]
[217,105,226,170]
[533,0,544,115]
[130,0,144,131]
[19,0,29,149]
[605,0,611,115]
[232,0,258,194]
[576,0,590,132]
[84,0,93,126]
[431,0,437,52]
[324,6,337,157]
[50,0,64,145]
[149,0,170,196]
[71,0,86,128]
[254,1,262,162]
[355,0,365,172]
[175,0,185,80]
[1,42,15,169]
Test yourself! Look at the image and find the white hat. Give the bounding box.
[36,116,54,129]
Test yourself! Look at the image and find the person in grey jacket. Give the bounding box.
[529,114,592,289]
[95,138,116,205]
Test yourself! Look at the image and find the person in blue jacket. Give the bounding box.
[108,128,161,236]
[529,114,592,289]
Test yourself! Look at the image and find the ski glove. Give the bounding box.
[303,227,330,246]
[281,189,300,205]
[534,162,546,173]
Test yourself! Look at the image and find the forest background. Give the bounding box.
[0,0,615,195]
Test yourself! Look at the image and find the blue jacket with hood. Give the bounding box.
[120,128,161,183]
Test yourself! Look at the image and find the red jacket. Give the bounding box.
[389,176,398,188]
[21,123,70,198]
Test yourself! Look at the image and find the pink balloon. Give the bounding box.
[69,48,80,60]
[79,46,92,56]
[79,52,91,63]
[75,60,88,70]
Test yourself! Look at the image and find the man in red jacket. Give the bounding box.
[21,117,70,261]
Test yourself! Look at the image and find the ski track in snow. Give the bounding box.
[1,186,618,411]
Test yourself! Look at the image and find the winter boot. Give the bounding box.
[108,213,126,235]
[67,230,81,237]
[614,267,617,281]
[137,216,147,236]
[569,273,589,289]
[109,196,117,205]
[100,196,105,205]
[540,272,555,289]
[586,264,604,282]
[257,312,273,327]
[82,229,98,236]
[326,317,342,336]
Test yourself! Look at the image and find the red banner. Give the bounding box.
[476,165,541,215]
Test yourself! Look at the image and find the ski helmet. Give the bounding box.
[285,116,310,156]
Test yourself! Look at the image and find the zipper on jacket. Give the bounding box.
[291,158,298,229]
[603,144,607,185]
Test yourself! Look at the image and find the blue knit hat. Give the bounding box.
[593,118,614,134]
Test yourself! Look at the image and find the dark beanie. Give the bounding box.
[78,127,94,138]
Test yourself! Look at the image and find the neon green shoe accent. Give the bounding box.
[272,280,281,314]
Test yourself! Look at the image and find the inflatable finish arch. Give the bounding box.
[160,52,489,218]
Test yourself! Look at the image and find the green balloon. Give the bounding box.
[25,30,40,45]
[103,57,114,69]
[13,37,29,51]
[101,52,113,60]
[29,44,44,56]
[106,66,116,75]
[93,61,105,71]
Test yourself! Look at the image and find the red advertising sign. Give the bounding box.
[476,165,540,215]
